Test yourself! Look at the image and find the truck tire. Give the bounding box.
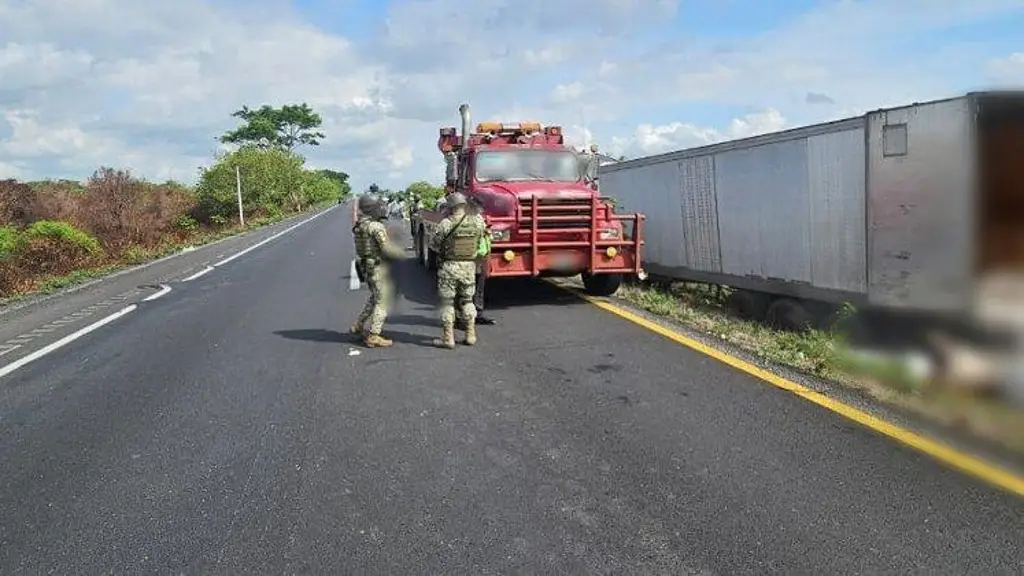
[765,298,812,333]
[582,272,622,296]
[726,290,771,322]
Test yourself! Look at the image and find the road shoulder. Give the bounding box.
[553,279,1024,497]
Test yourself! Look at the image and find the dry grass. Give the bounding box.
[0,170,307,300]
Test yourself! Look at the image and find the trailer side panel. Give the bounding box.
[866,97,974,311]
[715,137,812,282]
[601,162,688,269]
[807,127,867,293]
[679,155,722,273]
[599,117,868,304]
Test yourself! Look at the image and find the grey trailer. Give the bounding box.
[599,92,1024,334]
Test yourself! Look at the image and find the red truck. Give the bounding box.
[411,104,645,296]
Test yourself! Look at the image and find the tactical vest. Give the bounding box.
[353,219,379,260]
[444,215,485,261]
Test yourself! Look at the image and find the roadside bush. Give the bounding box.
[301,170,343,207]
[6,220,102,280]
[195,146,343,222]
[77,167,197,251]
[1,180,54,226]
[22,220,102,254]
[0,226,17,259]
[1,151,345,297]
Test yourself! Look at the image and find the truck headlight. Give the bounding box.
[491,228,510,242]
[599,228,619,239]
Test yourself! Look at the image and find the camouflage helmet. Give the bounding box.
[446,192,467,209]
[358,194,382,216]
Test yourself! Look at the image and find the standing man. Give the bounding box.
[468,195,496,325]
[430,192,486,349]
[351,194,406,348]
[579,143,600,190]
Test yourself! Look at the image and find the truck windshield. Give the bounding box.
[475,150,581,183]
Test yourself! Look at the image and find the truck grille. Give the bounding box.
[519,197,592,230]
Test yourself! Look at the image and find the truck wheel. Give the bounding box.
[726,290,771,322]
[582,272,622,296]
[765,298,812,333]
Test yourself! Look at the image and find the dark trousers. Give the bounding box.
[473,271,486,313]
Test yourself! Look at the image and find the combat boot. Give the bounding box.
[432,323,456,349]
[463,322,477,346]
[365,333,393,348]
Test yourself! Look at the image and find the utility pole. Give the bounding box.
[235,165,244,226]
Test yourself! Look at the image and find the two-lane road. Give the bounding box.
[1,206,1021,574]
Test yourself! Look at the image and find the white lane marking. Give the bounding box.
[142,284,172,301]
[0,305,137,380]
[349,260,361,291]
[213,206,336,268]
[0,345,21,357]
[182,266,213,282]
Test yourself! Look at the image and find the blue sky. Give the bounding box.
[0,0,1022,192]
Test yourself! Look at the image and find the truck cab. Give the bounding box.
[413,105,645,296]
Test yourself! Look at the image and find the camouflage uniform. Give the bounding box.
[351,195,405,348]
[430,193,486,349]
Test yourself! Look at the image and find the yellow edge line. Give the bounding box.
[568,287,1024,498]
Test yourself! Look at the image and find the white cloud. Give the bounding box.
[987,53,1024,84]
[551,82,585,103]
[0,0,1021,189]
[609,109,787,158]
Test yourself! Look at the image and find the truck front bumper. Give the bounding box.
[486,244,641,278]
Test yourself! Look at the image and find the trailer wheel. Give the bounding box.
[829,308,875,346]
[726,290,771,322]
[765,298,813,333]
[582,272,622,296]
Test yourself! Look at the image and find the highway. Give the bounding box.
[0,205,1021,574]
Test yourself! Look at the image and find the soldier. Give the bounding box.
[430,192,486,349]
[467,195,496,325]
[579,143,600,189]
[351,194,406,348]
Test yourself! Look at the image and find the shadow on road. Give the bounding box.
[391,257,585,312]
[273,328,436,347]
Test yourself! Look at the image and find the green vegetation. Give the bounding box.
[378,181,447,216]
[219,103,325,151]
[0,101,350,298]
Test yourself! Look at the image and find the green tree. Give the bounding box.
[219,103,326,151]
[316,169,352,199]
[402,181,446,210]
[195,146,344,221]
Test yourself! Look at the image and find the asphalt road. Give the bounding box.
[1,206,1021,574]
